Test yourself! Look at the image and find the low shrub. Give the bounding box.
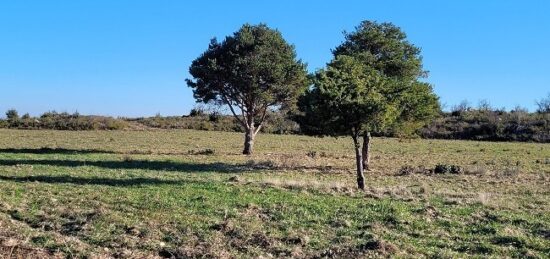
[1,111,128,130]
[434,164,462,174]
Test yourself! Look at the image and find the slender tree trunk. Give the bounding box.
[243,124,255,155]
[353,135,365,190]
[362,132,371,171]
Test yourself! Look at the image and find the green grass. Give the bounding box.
[0,129,548,258]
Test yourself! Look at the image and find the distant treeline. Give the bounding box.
[0,110,128,130]
[421,109,550,143]
[1,104,549,142]
[0,108,299,134]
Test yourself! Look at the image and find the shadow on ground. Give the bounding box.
[0,148,115,155]
[0,159,245,173]
[0,174,195,186]
[0,148,336,173]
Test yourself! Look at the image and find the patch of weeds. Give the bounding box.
[535,228,550,240]
[329,218,352,228]
[317,238,397,258]
[499,167,521,177]
[245,155,308,170]
[397,165,414,176]
[434,164,463,174]
[227,175,241,183]
[188,148,215,155]
[468,223,497,235]
[30,235,49,246]
[397,165,432,175]
[246,159,276,169]
[8,209,25,222]
[128,149,153,155]
[492,235,525,248]
[306,151,317,158]
[456,242,493,255]
[283,234,310,245]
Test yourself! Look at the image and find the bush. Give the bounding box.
[5,109,20,127]
[208,112,221,122]
[6,109,19,120]
[434,164,462,174]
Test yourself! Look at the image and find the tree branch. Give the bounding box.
[221,94,248,129]
[254,105,270,135]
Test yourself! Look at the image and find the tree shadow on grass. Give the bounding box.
[0,174,193,187]
[0,148,116,155]
[0,159,246,173]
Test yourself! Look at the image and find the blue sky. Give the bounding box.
[1,1,549,117]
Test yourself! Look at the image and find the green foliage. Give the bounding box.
[187,23,308,154]
[297,55,392,137]
[333,21,425,79]
[6,109,19,124]
[186,23,308,130]
[295,21,438,189]
[297,21,438,138]
[387,82,441,137]
[21,113,31,120]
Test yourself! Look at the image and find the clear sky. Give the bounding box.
[1,1,549,117]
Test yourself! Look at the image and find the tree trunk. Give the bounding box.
[362,132,371,171]
[243,126,255,155]
[353,135,365,190]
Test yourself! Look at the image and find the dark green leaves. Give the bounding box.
[297,20,439,137]
[186,24,308,124]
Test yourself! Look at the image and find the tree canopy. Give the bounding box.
[333,21,425,79]
[298,55,392,137]
[187,23,308,154]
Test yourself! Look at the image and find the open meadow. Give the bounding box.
[0,129,548,258]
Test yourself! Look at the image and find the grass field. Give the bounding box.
[0,129,548,258]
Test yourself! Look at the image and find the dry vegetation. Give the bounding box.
[0,129,548,258]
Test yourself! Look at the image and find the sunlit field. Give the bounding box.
[0,129,548,258]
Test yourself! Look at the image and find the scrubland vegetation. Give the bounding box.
[2,106,548,143]
[0,129,548,258]
[421,103,550,143]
